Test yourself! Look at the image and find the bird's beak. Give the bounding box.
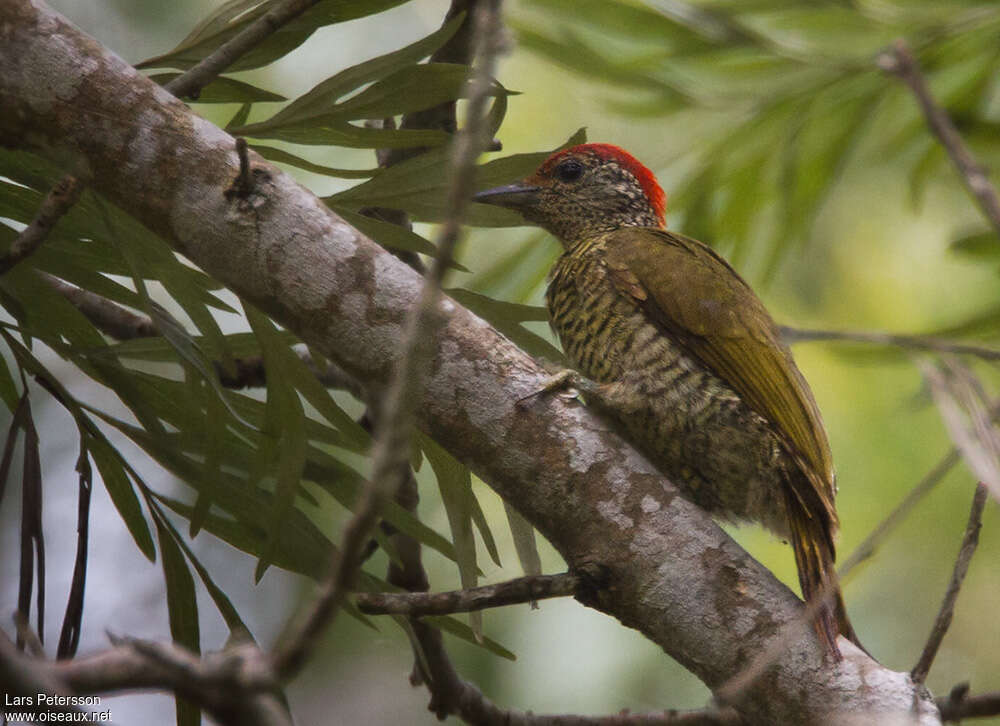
[472,182,541,212]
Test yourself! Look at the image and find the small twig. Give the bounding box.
[160,0,322,100]
[921,359,1000,501]
[225,137,255,200]
[268,0,505,683]
[780,325,1000,362]
[938,684,1000,722]
[42,273,158,339]
[357,572,581,616]
[879,38,1000,242]
[911,483,989,685]
[0,177,83,275]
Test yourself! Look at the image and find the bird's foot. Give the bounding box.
[517,369,599,407]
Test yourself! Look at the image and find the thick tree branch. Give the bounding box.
[0,3,941,723]
[268,0,504,682]
[879,39,1000,242]
[911,483,989,685]
[2,632,290,726]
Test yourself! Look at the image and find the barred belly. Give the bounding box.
[547,246,793,537]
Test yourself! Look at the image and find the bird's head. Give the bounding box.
[474,143,666,246]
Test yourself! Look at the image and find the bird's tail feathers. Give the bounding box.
[786,504,867,660]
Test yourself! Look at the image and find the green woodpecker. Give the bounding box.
[474,143,862,659]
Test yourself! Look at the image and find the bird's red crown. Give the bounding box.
[541,143,666,227]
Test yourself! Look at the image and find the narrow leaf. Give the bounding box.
[153,513,201,726]
[87,433,157,562]
[505,502,542,581]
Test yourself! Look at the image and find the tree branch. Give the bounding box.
[911,483,990,684]
[267,0,505,682]
[158,0,322,100]
[357,571,582,616]
[938,684,1000,722]
[4,632,291,726]
[0,177,82,274]
[879,38,1000,242]
[0,3,943,722]
[780,325,1000,362]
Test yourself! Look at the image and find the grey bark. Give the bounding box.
[0,1,939,724]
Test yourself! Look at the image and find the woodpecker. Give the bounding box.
[474,143,862,659]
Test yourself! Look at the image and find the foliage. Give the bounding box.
[518,0,1000,281]
[2,0,1000,723]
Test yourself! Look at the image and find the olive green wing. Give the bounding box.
[603,227,837,529]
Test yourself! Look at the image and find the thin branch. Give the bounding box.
[921,359,1000,501]
[879,38,1000,242]
[938,685,1000,722]
[267,0,505,682]
[41,273,158,339]
[911,483,990,684]
[357,572,581,616]
[160,0,321,100]
[780,325,1000,362]
[0,177,82,274]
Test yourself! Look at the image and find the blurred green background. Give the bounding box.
[8,0,1000,723]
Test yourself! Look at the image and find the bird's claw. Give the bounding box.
[517,369,587,408]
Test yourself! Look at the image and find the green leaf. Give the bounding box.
[504,502,542,580]
[0,148,66,193]
[87,434,157,562]
[327,129,587,224]
[950,230,1000,261]
[464,230,558,303]
[245,306,308,577]
[153,513,201,726]
[252,145,379,179]
[138,0,412,72]
[227,103,253,129]
[234,121,449,148]
[0,268,107,350]
[237,64,483,133]
[332,207,467,272]
[446,289,563,362]
[514,24,687,100]
[158,493,329,580]
[421,435,480,636]
[304,453,459,565]
[0,348,19,412]
[424,614,516,661]
[238,13,464,130]
[189,375,225,537]
[146,495,251,635]
[908,140,944,211]
[94,410,338,578]
[148,74,286,103]
[469,478,501,568]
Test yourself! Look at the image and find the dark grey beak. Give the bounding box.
[472,182,541,211]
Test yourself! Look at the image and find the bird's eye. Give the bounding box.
[555,159,584,182]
